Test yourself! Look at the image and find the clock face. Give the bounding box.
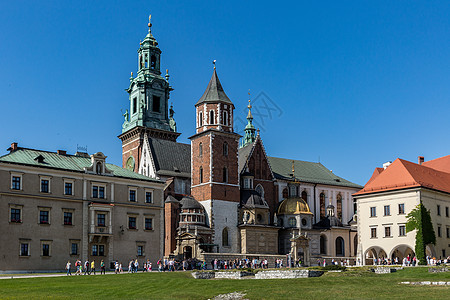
[126,156,135,171]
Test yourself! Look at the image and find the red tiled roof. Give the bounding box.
[422,155,450,173]
[354,157,450,196]
[365,167,384,185]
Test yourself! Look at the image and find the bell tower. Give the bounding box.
[119,15,180,172]
[190,63,241,253]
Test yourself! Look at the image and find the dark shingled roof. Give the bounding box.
[180,196,204,209]
[268,156,362,189]
[313,215,344,229]
[148,138,191,178]
[238,143,254,173]
[240,190,268,208]
[196,69,233,106]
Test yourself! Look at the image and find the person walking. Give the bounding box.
[90,260,95,275]
[66,261,72,276]
[84,260,89,275]
[100,260,105,274]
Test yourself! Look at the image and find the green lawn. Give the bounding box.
[0,267,449,299]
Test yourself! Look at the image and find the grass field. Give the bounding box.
[0,267,449,299]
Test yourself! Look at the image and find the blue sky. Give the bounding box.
[1,1,449,185]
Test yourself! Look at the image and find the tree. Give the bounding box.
[406,202,436,265]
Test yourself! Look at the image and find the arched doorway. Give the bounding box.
[320,235,327,255]
[390,244,415,263]
[335,237,345,256]
[183,246,192,259]
[364,246,387,265]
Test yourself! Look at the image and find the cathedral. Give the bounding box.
[119,17,362,266]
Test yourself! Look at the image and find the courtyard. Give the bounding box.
[0,267,449,299]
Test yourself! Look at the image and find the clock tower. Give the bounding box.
[118,15,180,172]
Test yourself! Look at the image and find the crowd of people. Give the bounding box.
[65,259,106,275]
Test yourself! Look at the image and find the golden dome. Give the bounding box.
[277,197,312,215]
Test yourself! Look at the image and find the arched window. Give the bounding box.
[255,184,264,198]
[288,217,297,227]
[223,142,228,156]
[199,112,203,127]
[336,194,343,221]
[282,188,288,199]
[199,143,203,157]
[222,227,229,247]
[209,110,215,124]
[320,235,327,254]
[199,167,203,183]
[320,193,326,219]
[222,167,228,183]
[354,234,358,256]
[301,191,307,201]
[336,237,345,256]
[144,54,148,68]
[290,185,297,197]
[96,162,102,174]
[223,111,228,126]
[150,55,156,69]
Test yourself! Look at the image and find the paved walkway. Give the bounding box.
[0,271,126,279]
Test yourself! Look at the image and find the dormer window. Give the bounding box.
[96,162,102,174]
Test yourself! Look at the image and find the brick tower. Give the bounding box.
[189,64,241,253]
[118,15,179,172]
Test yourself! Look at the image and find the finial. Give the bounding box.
[165,69,170,81]
[292,160,295,178]
[148,14,152,32]
[213,60,216,69]
[130,72,133,77]
[248,89,252,108]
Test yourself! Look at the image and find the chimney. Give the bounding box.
[383,161,392,169]
[57,150,67,155]
[8,142,18,152]
[418,156,424,165]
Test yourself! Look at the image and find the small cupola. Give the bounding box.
[84,152,113,176]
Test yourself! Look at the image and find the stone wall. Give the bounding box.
[255,269,324,279]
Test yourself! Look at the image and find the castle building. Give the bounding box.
[354,156,450,264]
[122,17,362,266]
[0,143,165,272]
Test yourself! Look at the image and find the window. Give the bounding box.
[129,189,136,202]
[152,95,160,112]
[384,205,390,216]
[20,243,29,256]
[97,214,106,227]
[353,199,357,214]
[384,226,391,237]
[437,205,441,216]
[41,179,49,193]
[255,184,264,198]
[137,245,144,256]
[133,97,137,114]
[209,110,215,124]
[42,243,50,256]
[290,185,297,197]
[222,167,228,183]
[71,243,78,255]
[145,191,153,203]
[446,207,449,218]
[301,191,307,201]
[399,225,406,236]
[64,212,73,225]
[370,227,377,238]
[199,167,203,183]
[10,208,21,223]
[39,210,49,224]
[65,182,73,195]
[447,227,450,239]
[335,237,345,256]
[222,227,229,247]
[437,226,441,237]
[223,142,228,156]
[398,203,405,215]
[223,111,228,126]
[320,193,326,219]
[199,143,203,157]
[288,217,297,227]
[336,194,342,221]
[145,218,153,230]
[12,176,21,190]
[151,55,156,69]
[92,185,105,199]
[199,112,203,126]
[96,162,102,174]
[319,235,327,254]
[370,207,376,217]
[92,245,105,256]
[129,217,137,229]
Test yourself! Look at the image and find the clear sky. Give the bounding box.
[1,1,450,186]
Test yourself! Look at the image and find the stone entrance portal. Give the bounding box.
[290,234,310,266]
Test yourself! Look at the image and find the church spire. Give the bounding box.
[241,91,257,147]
